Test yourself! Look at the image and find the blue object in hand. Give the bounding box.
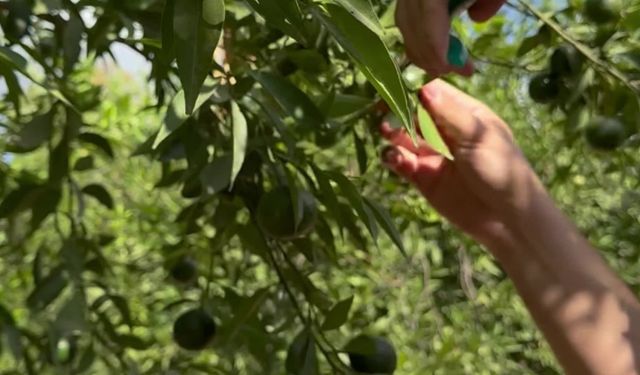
[447,35,468,68]
[447,0,475,68]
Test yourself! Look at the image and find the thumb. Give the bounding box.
[419,79,495,146]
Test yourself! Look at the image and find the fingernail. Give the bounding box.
[381,146,402,166]
[422,82,440,102]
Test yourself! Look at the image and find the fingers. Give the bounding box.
[396,0,450,76]
[396,0,505,77]
[380,121,437,156]
[419,79,499,145]
[468,0,506,22]
[381,145,443,186]
[452,59,474,77]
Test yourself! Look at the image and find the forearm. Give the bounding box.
[488,184,640,375]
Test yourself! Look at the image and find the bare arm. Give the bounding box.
[381,79,640,375]
[491,181,640,375]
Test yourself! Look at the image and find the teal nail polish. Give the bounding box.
[446,0,475,68]
[447,35,468,68]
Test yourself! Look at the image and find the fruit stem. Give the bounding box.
[516,0,640,96]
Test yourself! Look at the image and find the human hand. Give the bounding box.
[381,79,545,247]
[395,0,506,76]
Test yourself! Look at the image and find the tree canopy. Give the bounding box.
[0,0,639,374]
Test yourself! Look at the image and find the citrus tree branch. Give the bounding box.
[469,51,539,73]
[516,0,640,95]
[263,235,348,374]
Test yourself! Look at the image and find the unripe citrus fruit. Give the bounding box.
[170,256,198,284]
[345,335,397,374]
[585,116,626,151]
[173,309,216,351]
[528,73,562,104]
[256,187,317,240]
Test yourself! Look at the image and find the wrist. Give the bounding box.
[503,161,554,232]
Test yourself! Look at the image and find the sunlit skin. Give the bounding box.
[395,0,505,76]
[393,2,640,373]
[381,81,530,247]
[382,79,640,375]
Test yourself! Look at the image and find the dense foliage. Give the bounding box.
[0,0,639,374]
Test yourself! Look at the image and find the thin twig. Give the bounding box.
[269,241,348,373]
[469,52,538,73]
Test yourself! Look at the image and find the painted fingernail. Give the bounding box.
[447,35,468,68]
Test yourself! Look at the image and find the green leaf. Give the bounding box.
[200,155,233,195]
[364,198,406,257]
[0,46,29,76]
[230,101,248,188]
[0,64,23,115]
[26,266,68,312]
[10,112,53,151]
[312,4,413,136]
[321,295,354,331]
[623,4,640,30]
[108,294,134,328]
[95,309,150,351]
[173,0,225,114]
[153,80,227,148]
[55,289,87,334]
[243,0,307,43]
[48,137,70,184]
[517,25,551,57]
[0,184,40,218]
[73,155,94,171]
[82,184,114,209]
[237,223,269,260]
[30,185,62,230]
[328,94,373,118]
[282,169,304,230]
[251,71,326,130]
[343,335,378,355]
[314,216,337,262]
[0,46,75,110]
[285,49,329,74]
[310,165,342,234]
[331,0,384,36]
[417,104,453,160]
[161,0,176,62]
[4,325,22,361]
[63,12,84,74]
[116,334,153,351]
[75,345,96,373]
[78,132,114,159]
[32,247,44,286]
[285,329,319,375]
[566,68,595,107]
[0,304,22,361]
[353,130,368,174]
[219,288,270,344]
[0,304,15,326]
[156,166,185,188]
[326,172,378,241]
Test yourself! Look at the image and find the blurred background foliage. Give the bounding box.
[0,0,638,374]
